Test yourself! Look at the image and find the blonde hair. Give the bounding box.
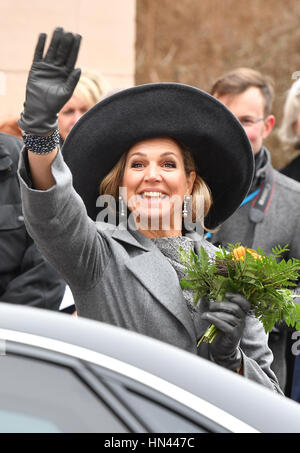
[74,71,111,108]
[278,78,300,147]
[99,138,213,230]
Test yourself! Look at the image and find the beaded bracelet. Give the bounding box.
[22,129,60,155]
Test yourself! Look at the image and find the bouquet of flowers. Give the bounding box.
[179,244,300,345]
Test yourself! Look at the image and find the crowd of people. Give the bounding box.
[1,27,300,401]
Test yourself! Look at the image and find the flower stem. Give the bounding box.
[197,324,218,346]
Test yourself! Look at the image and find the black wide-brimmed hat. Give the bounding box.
[62,83,254,230]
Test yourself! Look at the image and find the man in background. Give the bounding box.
[209,67,300,396]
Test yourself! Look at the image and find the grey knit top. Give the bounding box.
[151,236,197,317]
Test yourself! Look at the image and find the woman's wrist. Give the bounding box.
[22,129,60,155]
[27,146,59,191]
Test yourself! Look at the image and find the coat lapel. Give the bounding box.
[124,249,197,338]
[110,224,196,337]
[110,222,151,252]
[111,224,213,340]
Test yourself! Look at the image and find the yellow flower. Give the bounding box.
[232,246,261,262]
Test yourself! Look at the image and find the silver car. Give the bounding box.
[0,302,299,433]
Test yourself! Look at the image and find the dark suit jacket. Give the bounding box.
[281,154,300,183]
[0,132,65,309]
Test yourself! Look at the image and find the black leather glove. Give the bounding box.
[19,27,82,135]
[201,293,251,371]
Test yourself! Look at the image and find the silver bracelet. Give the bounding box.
[22,129,60,154]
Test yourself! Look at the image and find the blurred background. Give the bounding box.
[1,0,300,167]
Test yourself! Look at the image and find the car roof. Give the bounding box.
[0,302,300,433]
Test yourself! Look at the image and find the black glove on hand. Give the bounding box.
[19,27,82,135]
[201,293,251,371]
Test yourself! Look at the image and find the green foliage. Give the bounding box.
[179,243,300,333]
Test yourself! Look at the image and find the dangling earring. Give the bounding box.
[119,195,126,218]
[183,195,192,218]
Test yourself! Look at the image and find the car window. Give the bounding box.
[118,389,207,433]
[0,355,129,433]
[91,366,228,433]
[0,409,60,433]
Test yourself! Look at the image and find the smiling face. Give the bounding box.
[121,137,196,237]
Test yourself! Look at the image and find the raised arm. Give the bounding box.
[17,28,110,292]
[18,27,81,188]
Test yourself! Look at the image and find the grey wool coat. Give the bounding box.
[18,148,282,394]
